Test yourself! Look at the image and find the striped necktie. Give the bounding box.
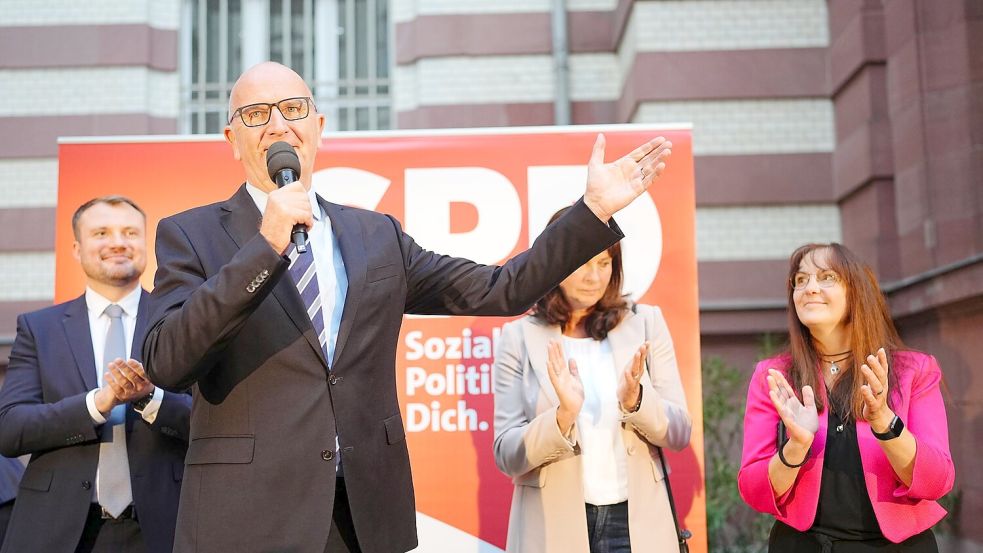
[288,239,328,360]
[290,238,343,474]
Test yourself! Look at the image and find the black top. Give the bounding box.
[811,408,882,539]
[768,406,938,552]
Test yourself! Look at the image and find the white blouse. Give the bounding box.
[562,335,629,505]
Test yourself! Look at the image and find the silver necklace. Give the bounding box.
[822,352,851,375]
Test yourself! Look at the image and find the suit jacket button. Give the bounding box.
[321,450,334,461]
[82,480,92,490]
[329,375,339,385]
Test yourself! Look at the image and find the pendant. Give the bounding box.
[836,424,844,433]
[829,362,840,375]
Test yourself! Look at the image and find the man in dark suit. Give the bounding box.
[0,197,191,553]
[143,61,671,553]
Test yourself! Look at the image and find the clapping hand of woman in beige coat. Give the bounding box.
[616,342,649,413]
[546,340,584,436]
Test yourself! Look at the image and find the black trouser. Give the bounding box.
[585,501,631,553]
[76,505,146,553]
[325,477,362,553]
[769,521,938,553]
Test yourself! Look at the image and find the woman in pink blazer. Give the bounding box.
[739,243,955,552]
[493,207,692,553]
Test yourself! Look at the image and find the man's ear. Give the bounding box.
[224,126,242,161]
[72,240,82,263]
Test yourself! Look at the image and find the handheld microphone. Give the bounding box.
[266,141,307,253]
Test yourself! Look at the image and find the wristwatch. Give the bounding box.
[132,392,154,414]
[872,414,904,440]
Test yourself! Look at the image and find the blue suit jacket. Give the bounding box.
[0,291,191,553]
[0,457,23,506]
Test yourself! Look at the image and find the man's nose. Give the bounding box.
[107,232,128,247]
[266,106,290,133]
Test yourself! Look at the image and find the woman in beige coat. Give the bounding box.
[492,207,692,553]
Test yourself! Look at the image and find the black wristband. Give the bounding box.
[623,385,643,414]
[778,440,809,468]
[132,392,154,413]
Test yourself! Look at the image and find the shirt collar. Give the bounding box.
[245,182,322,222]
[85,285,142,318]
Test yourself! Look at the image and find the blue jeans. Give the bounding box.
[585,501,631,553]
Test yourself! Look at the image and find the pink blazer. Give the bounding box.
[738,350,955,543]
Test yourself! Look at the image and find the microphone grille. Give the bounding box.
[266,141,302,180]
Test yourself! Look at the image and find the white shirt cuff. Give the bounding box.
[137,388,165,424]
[85,389,108,425]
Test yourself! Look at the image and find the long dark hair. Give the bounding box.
[784,243,905,420]
[531,206,628,339]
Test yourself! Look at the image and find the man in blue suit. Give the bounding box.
[0,196,191,553]
[0,456,24,547]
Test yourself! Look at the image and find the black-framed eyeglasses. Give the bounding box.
[228,96,315,127]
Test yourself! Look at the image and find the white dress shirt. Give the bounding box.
[83,285,164,424]
[245,183,349,364]
[562,335,629,506]
[82,285,164,506]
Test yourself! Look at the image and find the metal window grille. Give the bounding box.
[181,0,391,134]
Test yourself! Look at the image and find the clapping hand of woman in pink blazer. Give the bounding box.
[766,369,819,496]
[859,348,892,429]
[767,369,819,447]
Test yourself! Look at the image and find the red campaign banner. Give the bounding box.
[56,125,705,552]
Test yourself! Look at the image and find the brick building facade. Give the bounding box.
[0,0,979,548]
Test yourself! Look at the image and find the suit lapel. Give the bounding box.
[323,199,367,368]
[219,184,264,251]
[220,185,329,368]
[523,320,562,407]
[62,296,97,390]
[132,290,150,363]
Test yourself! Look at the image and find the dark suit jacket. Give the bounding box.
[0,457,23,507]
[0,457,23,549]
[0,291,191,553]
[143,185,622,553]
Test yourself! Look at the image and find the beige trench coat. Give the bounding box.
[493,304,692,553]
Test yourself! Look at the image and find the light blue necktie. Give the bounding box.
[98,304,132,517]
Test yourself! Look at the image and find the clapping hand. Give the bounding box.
[94,358,155,414]
[546,340,584,436]
[617,343,649,412]
[767,369,818,448]
[861,348,894,433]
[584,134,672,223]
